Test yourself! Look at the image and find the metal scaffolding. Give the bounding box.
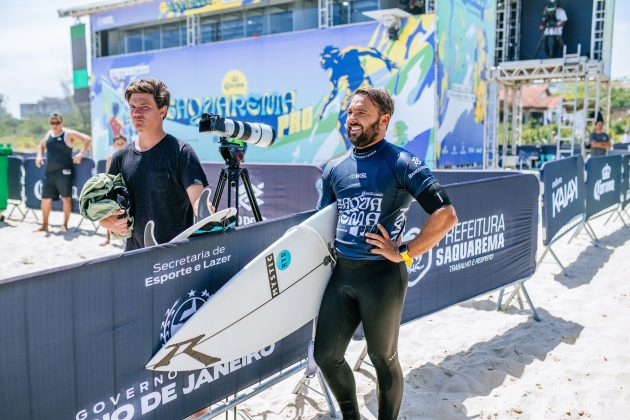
[484,0,614,169]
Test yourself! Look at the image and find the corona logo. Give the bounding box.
[602,164,611,181]
[222,70,248,97]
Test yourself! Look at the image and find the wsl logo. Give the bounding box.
[402,227,432,287]
[551,176,578,218]
[594,164,615,201]
[161,290,212,345]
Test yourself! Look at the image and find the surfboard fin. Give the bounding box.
[144,220,158,248]
[195,187,213,222]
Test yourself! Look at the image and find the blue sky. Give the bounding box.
[0,0,628,117]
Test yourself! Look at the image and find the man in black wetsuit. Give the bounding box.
[35,112,92,233]
[314,87,457,419]
[100,78,209,251]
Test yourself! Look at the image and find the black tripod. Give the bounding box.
[211,137,262,226]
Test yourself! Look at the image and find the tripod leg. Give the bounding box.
[212,169,228,211]
[240,168,263,222]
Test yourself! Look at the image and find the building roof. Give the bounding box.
[58,0,153,18]
[499,84,562,110]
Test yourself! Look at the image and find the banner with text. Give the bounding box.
[0,212,312,420]
[540,156,586,245]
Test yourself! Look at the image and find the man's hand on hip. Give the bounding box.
[366,224,404,263]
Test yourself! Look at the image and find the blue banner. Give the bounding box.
[353,173,539,340]
[0,212,313,420]
[23,158,95,213]
[622,154,630,209]
[202,163,321,225]
[8,156,23,201]
[585,155,622,219]
[540,156,586,245]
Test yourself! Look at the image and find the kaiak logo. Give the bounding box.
[552,176,578,218]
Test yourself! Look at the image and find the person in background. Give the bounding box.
[100,135,129,246]
[589,119,611,156]
[540,0,568,58]
[621,128,630,144]
[35,112,92,233]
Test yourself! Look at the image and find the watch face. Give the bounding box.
[398,243,408,254]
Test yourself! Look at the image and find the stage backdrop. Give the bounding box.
[436,0,496,167]
[90,15,437,166]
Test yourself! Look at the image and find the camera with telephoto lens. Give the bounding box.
[199,113,276,148]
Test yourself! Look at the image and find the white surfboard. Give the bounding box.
[146,203,338,372]
[143,207,237,247]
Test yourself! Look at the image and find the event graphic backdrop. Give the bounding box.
[436,0,496,166]
[90,16,437,166]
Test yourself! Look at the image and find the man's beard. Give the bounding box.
[346,119,380,148]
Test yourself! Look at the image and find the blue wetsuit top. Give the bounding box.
[317,140,438,260]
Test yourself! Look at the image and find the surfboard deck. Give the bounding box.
[143,207,237,247]
[146,203,338,372]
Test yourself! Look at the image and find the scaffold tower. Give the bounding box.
[484,0,614,169]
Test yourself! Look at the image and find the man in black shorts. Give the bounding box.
[99,78,209,251]
[314,87,457,419]
[35,112,92,232]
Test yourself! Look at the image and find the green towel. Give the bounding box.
[79,173,134,239]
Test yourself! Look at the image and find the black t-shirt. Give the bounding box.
[108,134,209,251]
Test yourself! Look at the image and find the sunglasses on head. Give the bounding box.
[50,121,61,125]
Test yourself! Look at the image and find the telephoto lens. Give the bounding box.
[199,113,276,148]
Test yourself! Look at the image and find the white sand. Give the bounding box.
[2,208,629,419]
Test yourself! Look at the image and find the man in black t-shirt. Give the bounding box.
[100,79,209,251]
[589,120,611,157]
[35,112,92,233]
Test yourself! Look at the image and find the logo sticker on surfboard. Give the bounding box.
[277,250,291,271]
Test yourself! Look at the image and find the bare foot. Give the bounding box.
[35,226,48,233]
[59,226,68,233]
[100,239,110,247]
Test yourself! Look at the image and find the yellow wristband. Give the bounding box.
[400,251,413,267]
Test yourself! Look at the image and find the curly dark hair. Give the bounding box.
[352,87,395,117]
[124,78,170,110]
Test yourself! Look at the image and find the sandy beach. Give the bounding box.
[1,208,629,419]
